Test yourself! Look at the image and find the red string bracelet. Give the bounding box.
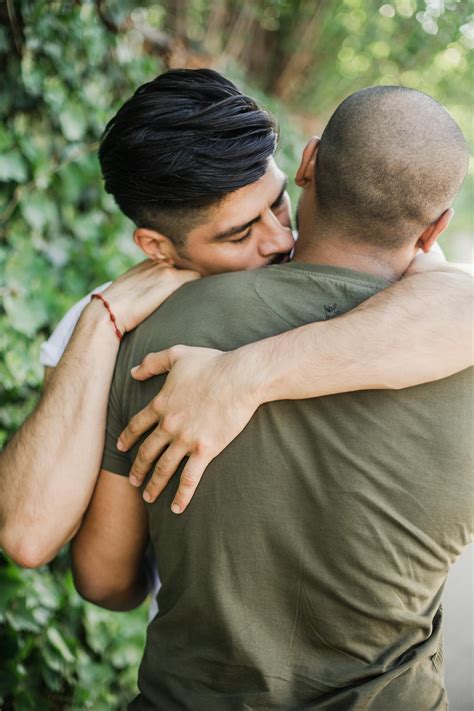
[91,293,123,341]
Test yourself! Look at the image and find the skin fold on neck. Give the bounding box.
[292,214,420,283]
[293,236,413,283]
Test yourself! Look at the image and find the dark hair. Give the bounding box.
[98,68,278,244]
[315,86,468,249]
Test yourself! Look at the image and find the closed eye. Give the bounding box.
[272,193,286,211]
[231,229,253,244]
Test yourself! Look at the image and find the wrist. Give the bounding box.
[227,340,277,408]
[81,299,123,347]
[90,293,124,340]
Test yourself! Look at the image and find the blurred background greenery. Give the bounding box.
[0,1,472,708]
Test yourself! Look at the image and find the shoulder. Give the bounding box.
[148,269,261,327]
[124,269,263,357]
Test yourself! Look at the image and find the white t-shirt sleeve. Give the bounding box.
[39,282,112,368]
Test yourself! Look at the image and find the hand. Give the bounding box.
[101,260,200,333]
[117,345,261,513]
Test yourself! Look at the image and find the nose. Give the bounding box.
[258,210,295,258]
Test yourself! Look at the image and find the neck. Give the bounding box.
[293,229,413,283]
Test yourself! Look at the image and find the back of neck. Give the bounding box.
[293,233,412,283]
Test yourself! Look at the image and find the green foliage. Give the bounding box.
[0,550,148,710]
[0,2,156,707]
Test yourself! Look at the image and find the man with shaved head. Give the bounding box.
[72,86,471,710]
[315,86,467,247]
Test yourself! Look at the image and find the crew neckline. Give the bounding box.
[271,261,392,289]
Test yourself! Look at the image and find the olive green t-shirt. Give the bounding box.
[102,262,473,711]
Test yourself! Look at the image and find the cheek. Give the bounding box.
[207,245,263,273]
[187,244,259,275]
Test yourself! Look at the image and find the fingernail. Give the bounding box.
[116,440,124,451]
[171,503,181,514]
[130,475,139,486]
[131,366,138,376]
[143,491,152,503]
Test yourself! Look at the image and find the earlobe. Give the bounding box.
[295,136,320,188]
[417,208,454,253]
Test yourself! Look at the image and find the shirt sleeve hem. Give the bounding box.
[100,455,131,477]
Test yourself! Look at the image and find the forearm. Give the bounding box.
[0,300,120,567]
[238,267,473,403]
[71,471,150,611]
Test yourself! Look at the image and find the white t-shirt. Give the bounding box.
[39,282,112,367]
[40,282,159,618]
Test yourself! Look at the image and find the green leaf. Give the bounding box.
[0,151,28,183]
[4,293,49,338]
[58,102,88,141]
[5,599,43,633]
[20,192,58,232]
[46,627,75,664]
[30,574,62,611]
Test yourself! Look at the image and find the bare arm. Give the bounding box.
[118,265,473,511]
[43,366,55,389]
[244,265,473,401]
[71,470,149,611]
[0,261,199,568]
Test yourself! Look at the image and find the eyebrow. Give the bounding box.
[211,176,288,242]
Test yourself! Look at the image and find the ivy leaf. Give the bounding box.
[46,628,75,664]
[4,293,48,338]
[0,151,28,183]
[30,574,62,611]
[59,102,88,141]
[20,192,58,232]
[5,599,43,633]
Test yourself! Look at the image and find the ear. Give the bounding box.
[417,208,454,253]
[295,137,320,188]
[133,228,177,265]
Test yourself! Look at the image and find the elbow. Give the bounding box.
[71,553,148,611]
[1,530,56,569]
[73,574,147,611]
[71,567,115,608]
[0,515,79,569]
[0,515,74,568]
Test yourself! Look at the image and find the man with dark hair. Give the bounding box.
[70,86,472,709]
[0,68,294,567]
[98,68,291,273]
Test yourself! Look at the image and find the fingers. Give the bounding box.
[142,443,189,503]
[129,428,171,487]
[131,347,181,381]
[170,455,209,514]
[118,400,162,451]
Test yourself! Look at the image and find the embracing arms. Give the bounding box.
[0,262,198,567]
[119,263,473,512]
[2,258,471,569]
[60,260,474,609]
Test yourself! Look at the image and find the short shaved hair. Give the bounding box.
[316,86,469,249]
